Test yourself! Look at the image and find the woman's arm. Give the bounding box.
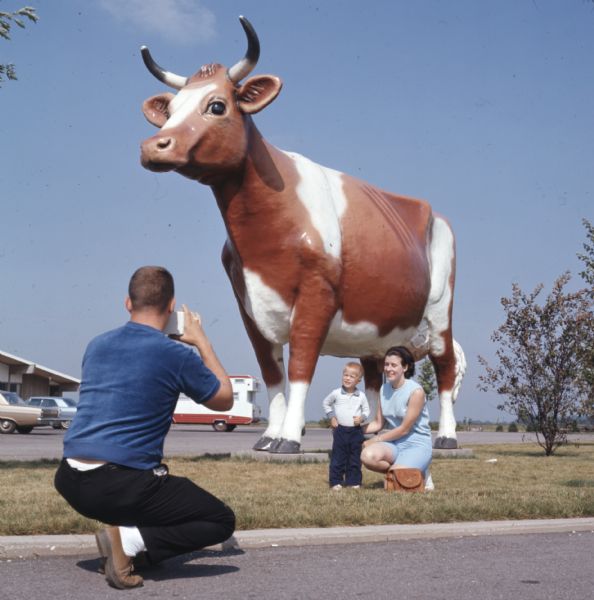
[367,388,425,444]
[362,397,385,435]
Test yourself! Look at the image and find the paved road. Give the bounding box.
[3,426,593,461]
[2,530,593,599]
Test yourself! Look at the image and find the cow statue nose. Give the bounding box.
[140,134,181,172]
[156,136,174,151]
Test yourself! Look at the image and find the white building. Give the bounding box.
[0,350,79,399]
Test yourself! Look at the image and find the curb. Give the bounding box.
[2,518,593,560]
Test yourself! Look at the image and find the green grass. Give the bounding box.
[1,443,593,536]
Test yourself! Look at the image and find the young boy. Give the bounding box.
[322,362,370,490]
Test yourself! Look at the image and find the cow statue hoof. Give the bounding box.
[269,439,302,454]
[253,436,276,451]
[434,436,458,450]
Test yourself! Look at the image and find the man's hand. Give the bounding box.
[177,304,233,411]
[353,415,362,426]
[330,416,338,429]
[178,305,208,351]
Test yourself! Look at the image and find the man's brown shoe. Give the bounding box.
[95,527,144,589]
[96,533,148,575]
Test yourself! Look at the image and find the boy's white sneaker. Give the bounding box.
[331,484,343,491]
[425,472,435,492]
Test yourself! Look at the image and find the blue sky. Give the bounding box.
[1,0,593,423]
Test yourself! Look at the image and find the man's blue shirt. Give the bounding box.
[64,321,220,469]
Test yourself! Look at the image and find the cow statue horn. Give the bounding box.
[141,16,259,89]
[227,16,260,84]
[140,46,188,90]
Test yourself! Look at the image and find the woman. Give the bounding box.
[361,346,432,487]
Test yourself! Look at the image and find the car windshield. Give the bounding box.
[63,398,78,407]
[54,398,69,408]
[3,392,26,405]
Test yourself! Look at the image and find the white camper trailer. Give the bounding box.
[173,375,261,432]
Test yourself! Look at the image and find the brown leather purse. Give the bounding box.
[385,468,425,493]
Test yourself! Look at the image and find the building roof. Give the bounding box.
[0,349,80,388]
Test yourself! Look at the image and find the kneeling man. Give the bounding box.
[55,266,235,589]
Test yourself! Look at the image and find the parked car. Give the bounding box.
[0,390,43,434]
[27,396,77,429]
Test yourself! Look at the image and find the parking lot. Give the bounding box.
[3,425,593,461]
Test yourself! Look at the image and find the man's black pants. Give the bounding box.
[55,459,235,564]
[329,425,364,487]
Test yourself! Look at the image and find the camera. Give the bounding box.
[164,311,185,336]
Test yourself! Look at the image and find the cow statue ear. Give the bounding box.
[142,93,175,128]
[236,75,283,114]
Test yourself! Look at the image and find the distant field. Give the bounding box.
[1,442,593,536]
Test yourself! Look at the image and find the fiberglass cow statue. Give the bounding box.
[140,17,466,453]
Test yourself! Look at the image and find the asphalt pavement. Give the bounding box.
[4,424,594,461]
[2,517,594,560]
[2,526,594,600]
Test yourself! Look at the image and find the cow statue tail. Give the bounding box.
[451,339,466,403]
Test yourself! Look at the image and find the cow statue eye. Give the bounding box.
[208,101,226,116]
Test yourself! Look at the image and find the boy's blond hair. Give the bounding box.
[344,361,364,379]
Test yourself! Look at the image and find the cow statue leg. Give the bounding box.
[222,244,289,451]
[361,357,383,422]
[424,215,467,449]
[430,339,466,449]
[252,343,288,451]
[226,296,288,451]
[239,317,287,451]
[270,380,309,453]
[271,283,338,454]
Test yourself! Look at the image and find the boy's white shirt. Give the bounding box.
[322,386,370,426]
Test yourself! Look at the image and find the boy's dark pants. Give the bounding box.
[329,425,364,486]
[54,459,235,564]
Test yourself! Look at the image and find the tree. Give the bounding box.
[576,218,594,414]
[577,218,594,292]
[416,358,437,402]
[478,272,593,456]
[0,4,38,86]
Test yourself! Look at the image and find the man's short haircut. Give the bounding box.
[344,361,364,378]
[128,266,174,313]
[384,346,416,378]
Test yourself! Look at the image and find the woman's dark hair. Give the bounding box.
[128,266,174,313]
[384,346,416,378]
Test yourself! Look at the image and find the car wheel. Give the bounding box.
[212,421,230,432]
[16,425,34,434]
[60,420,70,430]
[0,419,17,434]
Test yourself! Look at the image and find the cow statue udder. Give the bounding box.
[140,17,466,453]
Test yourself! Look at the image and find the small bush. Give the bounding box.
[495,424,504,432]
[508,422,519,433]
